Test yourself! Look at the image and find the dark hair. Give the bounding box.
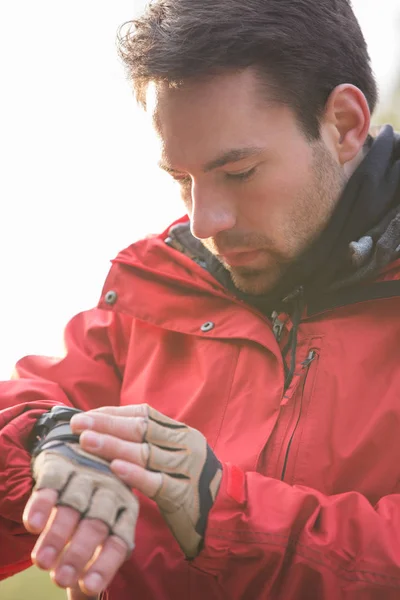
[118,0,378,139]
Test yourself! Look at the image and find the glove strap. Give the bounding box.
[30,406,83,457]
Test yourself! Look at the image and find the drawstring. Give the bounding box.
[280,287,305,391]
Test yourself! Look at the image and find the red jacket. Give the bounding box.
[2,217,400,599]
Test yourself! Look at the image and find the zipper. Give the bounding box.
[271,311,286,342]
[280,349,317,481]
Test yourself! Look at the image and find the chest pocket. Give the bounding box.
[257,336,323,483]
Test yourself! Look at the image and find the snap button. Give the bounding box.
[201,322,215,333]
[105,290,118,305]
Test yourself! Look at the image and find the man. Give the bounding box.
[1,0,400,598]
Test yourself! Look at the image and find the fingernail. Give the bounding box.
[82,431,102,449]
[70,415,94,431]
[29,512,46,530]
[84,573,103,594]
[55,565,76,587]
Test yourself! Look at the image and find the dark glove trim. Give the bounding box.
[35,442,115,478]
[32,423,81,457]
[195,445,222,538]
[30,406,83,456]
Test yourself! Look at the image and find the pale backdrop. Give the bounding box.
[0,0,399,379]
[0,2,399,597]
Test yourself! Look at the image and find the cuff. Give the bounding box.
[193,463,246,573]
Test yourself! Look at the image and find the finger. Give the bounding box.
[67,587,99,600]
[111,460,162,499]
[51,519,109,589]
[32,505,81,570]
[71,412,147,442]
[90,405,149,418]
[79,535,128,597]
[23,488,58,534]
[79,431,149,467]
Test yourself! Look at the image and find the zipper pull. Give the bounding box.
[271,311,285,342]
[302,350,316,368]
[282,285,304,304]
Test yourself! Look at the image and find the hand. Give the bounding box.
[23,421,139,596]
[24,488,126,596]
[71,404,223,558]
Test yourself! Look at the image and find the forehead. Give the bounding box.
[153,69,264,116]
[151,69,292,169]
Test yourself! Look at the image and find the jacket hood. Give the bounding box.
[165,125,400,315]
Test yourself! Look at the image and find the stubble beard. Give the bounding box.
[228,256,289,296]
[203,142,347,296]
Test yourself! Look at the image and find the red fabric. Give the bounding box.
[2,217,400,598]
[225,463,246,504]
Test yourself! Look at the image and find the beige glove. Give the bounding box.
[31,410,139,552]
[144,406,223,559]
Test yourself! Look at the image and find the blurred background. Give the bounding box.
[0,1,399,598]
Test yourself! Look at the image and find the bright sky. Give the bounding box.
[0,0,399,379]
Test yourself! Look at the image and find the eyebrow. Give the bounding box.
[159,146,264,174]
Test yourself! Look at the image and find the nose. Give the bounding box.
[189,180,236,240]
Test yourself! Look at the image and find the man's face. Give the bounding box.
[153,70,347,295]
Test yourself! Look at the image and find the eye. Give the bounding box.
[225,167,256,181]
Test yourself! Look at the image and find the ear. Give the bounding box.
[321,84,371,165]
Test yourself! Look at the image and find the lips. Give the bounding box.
[219,249,263,267]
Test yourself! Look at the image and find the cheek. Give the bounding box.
[236,175,286,229]
[240,164,311,226]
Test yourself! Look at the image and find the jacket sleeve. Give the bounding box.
[193,463,400,599]
[0,308,126,580]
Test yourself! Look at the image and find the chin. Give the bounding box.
[230,271,280,296]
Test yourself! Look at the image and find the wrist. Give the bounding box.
[29,406,83,456]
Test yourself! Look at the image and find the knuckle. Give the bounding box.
[137,404,149,418]
[84,518,109,538]
[44,513,79,546]
[104,434,122,458]
[115,436,126,453]
[62,521,109,566]
[33,488,59,507]
[44,525,69,548]
[36,488,58,500]
[58,504,81,520]
[108,416,118,436]
[127,417,138,435]
[141,443,150,466]
[62,545,91,567]
[145,442,150,461]
[138,417,148,439]
[106,535,129,558]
